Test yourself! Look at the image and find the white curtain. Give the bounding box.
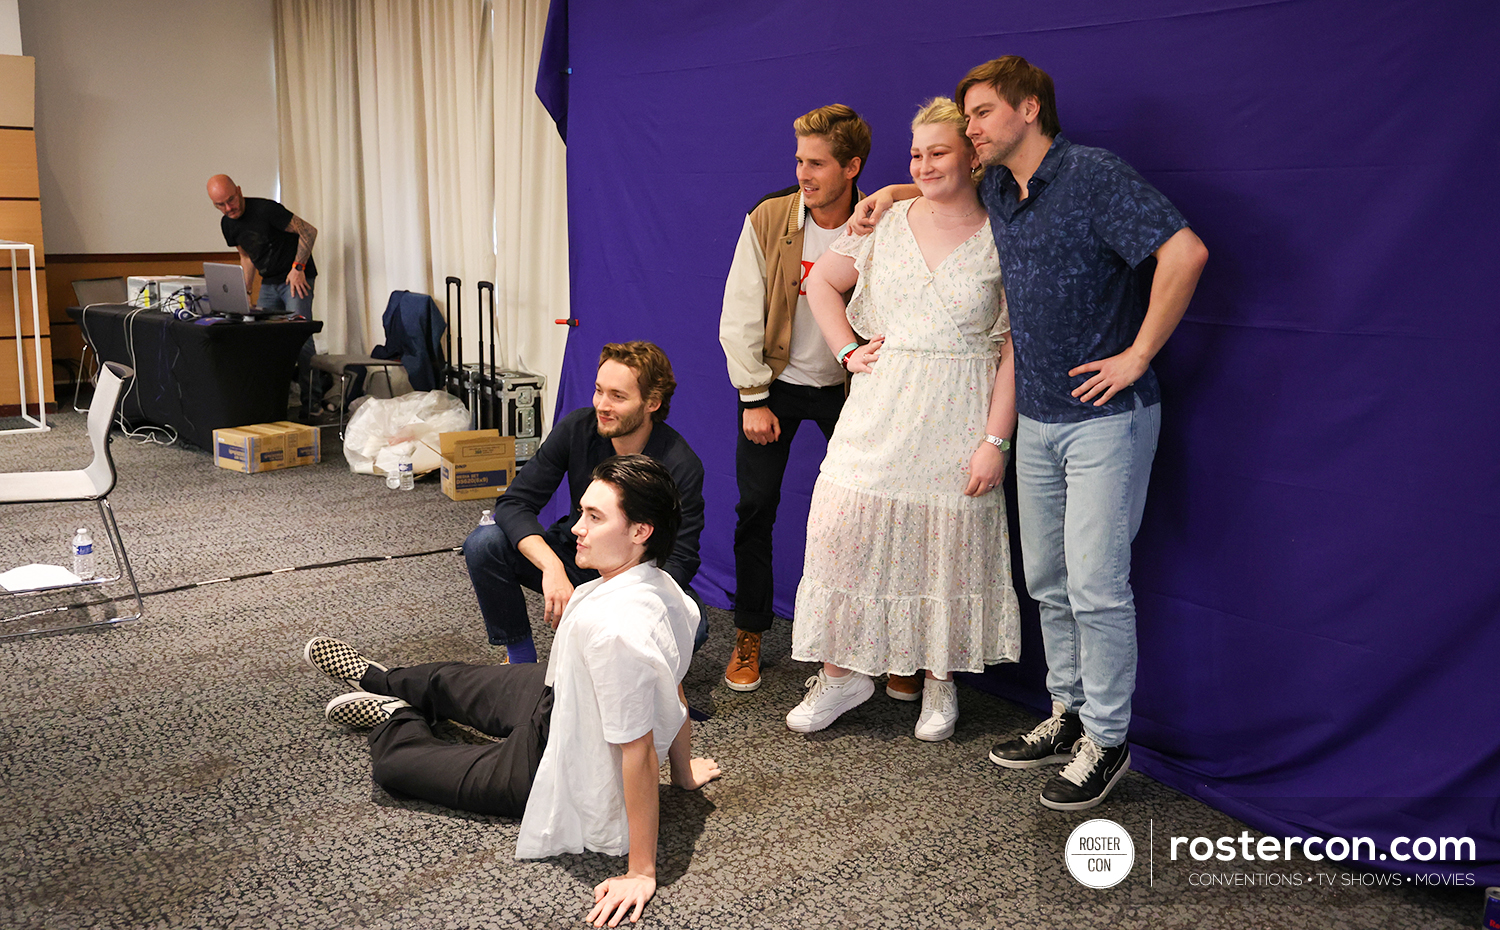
[273,0,569,417]
[493,0,570,395]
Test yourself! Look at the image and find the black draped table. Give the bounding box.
[69,304,323,450]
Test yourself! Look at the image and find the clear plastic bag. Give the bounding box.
[342,390,470,476]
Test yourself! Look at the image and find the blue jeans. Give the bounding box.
[1015,397,1161,748]
[256,280,315,318]
[464,521,709,652]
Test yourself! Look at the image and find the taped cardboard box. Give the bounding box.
[267,421,322,468]
[214,421,321,474]
[432,429,514,501]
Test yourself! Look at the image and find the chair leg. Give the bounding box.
[0,498,142,638]
[73,344,98,414]
[96,497,143,624]
[337,369,353,440]
[306,358,316,424]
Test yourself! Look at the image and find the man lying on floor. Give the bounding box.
[303,454,722,927]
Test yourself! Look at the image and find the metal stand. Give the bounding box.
[1,239,47,434]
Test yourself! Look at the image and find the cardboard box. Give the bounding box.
[435,429,515,501]
[267,420,322,468]
[214,421,321,474]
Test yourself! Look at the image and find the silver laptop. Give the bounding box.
[203,263,288,318]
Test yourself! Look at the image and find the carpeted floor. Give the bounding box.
[0,411,1479,929]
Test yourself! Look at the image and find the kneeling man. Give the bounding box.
[303,455,721,927]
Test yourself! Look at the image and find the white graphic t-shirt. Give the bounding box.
[778,216,848,388]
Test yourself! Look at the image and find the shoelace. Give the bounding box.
[922,681,956,714]
[801,673,831,704]
[1059,737,1104,786]
[1023,712,1068,745]
[730,635,759,668]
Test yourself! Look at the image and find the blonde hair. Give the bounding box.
[911,97,983,183]
[911,96,965,134]
[792,104,872,179]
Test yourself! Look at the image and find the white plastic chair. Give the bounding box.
[0,362,144,638]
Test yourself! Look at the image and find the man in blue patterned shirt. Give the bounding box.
[856,56,1207,810]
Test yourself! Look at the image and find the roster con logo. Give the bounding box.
[1066,819,1136,889]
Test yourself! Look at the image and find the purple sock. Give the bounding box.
[505,638,537,664]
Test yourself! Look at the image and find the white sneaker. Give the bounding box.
[786,670,874,733]
[914,677,958,742]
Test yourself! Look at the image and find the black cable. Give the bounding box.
[37,544,463,610]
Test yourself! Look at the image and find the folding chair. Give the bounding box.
[0,362,144,638]
[309,354,406,439]
[68,277,129,413]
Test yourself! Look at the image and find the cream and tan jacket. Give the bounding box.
[718,184,861,404]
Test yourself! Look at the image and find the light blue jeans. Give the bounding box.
[255,281,314,318]
[1015,397,1160,748]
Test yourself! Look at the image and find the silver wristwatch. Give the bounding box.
[983,434,1012,453]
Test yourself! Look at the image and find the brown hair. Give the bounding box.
[793,104,873,179]
[955,56,1061,138]
[599,341,676,422]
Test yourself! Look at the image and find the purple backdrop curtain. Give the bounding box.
[539,0,1500,882]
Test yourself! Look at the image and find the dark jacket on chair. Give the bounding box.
[373,291,446,391]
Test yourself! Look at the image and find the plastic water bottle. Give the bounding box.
[72,527,95,580]
[479,509,495,527]
[398,451,414,491]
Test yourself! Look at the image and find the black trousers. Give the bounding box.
[363,662,553,818]
[732,380,845,633]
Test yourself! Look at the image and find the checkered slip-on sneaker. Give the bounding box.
[304,637,388,691]
[324,692,410,729]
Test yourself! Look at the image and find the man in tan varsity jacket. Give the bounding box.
[719,105,904,697]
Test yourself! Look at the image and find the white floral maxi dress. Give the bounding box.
[792,200,1021,677]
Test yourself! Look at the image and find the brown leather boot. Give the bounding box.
[885,672,923,701]
[724,630,763,691]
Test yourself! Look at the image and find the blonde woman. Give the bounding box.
[787,97,1020,740]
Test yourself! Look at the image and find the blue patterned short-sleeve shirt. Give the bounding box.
[980,135,1187,423]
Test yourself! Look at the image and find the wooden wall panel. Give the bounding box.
[0,55,47,410]
[0,268,48,337]
[0,129,39,198]
[0,334,55,406]
[0,200,44,256]
[0,56,35,129]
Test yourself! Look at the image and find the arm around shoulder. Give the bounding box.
[850,183,921,234]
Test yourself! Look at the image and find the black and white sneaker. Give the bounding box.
[304,637,388,691]
[324,692,410,729]
[988,701,1083,769]
[1039,735,1130,811]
